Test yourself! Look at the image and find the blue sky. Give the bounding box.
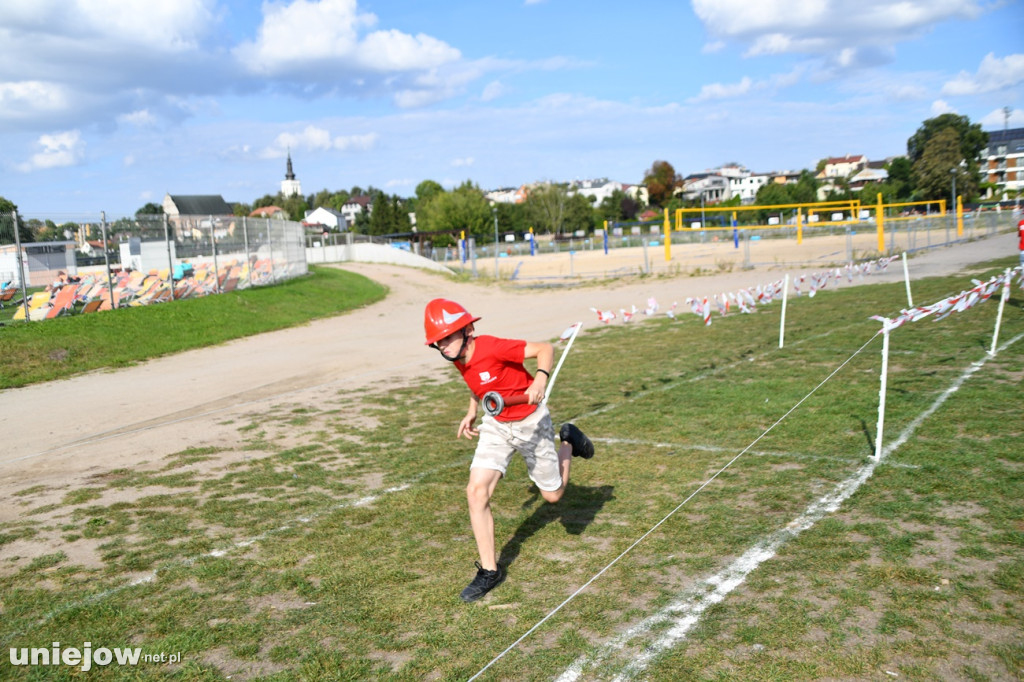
[1,0,1022,220]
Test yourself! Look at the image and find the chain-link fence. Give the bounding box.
[430,209,1020,281]
[1,212,306,322]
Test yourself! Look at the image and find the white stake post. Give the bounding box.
[874,319,892,461]
[544,322,582,404]
[779,273,790,349]
[989,269,1011,356]
[902,252,914,308]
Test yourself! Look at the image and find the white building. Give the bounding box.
[569,179,623,204]
[981,127,1024,201]
[341,196,372,226]
[681,174,730,203]
[729,175,769,204]
[281,152,302,198]
[304,206,348,231]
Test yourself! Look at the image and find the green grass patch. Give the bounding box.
[0,257,1021,680]
[0,265,387,388]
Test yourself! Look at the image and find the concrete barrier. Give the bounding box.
[305,241,453,274]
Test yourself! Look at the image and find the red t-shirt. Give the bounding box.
[1018,219,1024,250]
[456,335,538,422]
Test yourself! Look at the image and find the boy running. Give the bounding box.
[424,298,594,602]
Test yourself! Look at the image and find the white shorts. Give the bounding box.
[471,404,562,491]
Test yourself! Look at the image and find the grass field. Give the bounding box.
[0,266,388,389]
[1,257,1022,681]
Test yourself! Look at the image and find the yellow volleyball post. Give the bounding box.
[939,199,946,216]
[664,208,671,261]
[956,195,964,237]
[876,193,885,253]
[796,208,803,245]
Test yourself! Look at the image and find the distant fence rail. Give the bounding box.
[1,212,307,322]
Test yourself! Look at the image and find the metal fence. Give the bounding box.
[434,209,1020,281]
[1,212,307,322]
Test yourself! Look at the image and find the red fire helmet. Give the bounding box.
[424,298,481,345]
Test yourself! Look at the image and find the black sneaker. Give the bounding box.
[560,423,594,459]
[460,562,506,602]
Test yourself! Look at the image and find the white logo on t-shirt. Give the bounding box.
[479,371,496,385]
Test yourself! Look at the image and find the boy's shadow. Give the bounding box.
[498,483,615,569]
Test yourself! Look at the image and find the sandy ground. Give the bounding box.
[0,230,1017,520]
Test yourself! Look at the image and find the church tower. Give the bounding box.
[281,150,302,197]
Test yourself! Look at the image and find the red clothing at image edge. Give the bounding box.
[456,335,538,422]
[1018,220,1024,250]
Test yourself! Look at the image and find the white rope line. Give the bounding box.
[466,330,882,681]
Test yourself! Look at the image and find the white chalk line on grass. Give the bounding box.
[592,437,921,469]
[467,331,883,682]
[556,330,1023,682]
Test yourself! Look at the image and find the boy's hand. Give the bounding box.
[458,413,479,439]
[526,373,547,404]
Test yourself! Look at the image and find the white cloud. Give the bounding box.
[0,81,70,121]
[264,126,378,157]
[690,76,754,102]
[702,40,726,54]
[17,130,85,171]
[451,157,475,167]
[0,0,215,52]
[123,154,135,167]
[481,81,505,101]
[692,0,983,66]
[930,99,958,116]
[117,109,157,127]
[334,132,378,152]
[942,52,1024,96]
[234,0,458,76]
[980,106,1024,128]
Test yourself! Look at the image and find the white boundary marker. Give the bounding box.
[902,252,914,308]
[989,268,1011,356]
[555,331,1023,681]
[874,318,893,461]
[779,273,789,349]
[544,322,582,404]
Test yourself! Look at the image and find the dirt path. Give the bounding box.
[0,231,1016,516]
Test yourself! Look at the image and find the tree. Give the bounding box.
[524,183,570,234]
[367,192,412,235]
[252,194,278,210]
[911,127,967,201]
[643,161,681,208]
[417,181,491,238]
[887,157,912,199]
[311,188,334,210]
[415,180,444,205]
[280,193,309,222]
[0,196,34,244]
[907,114,987,201]
[135,202,163,216]
[792,171,820,204]
[907,114,987,165]
[563,193,596,234]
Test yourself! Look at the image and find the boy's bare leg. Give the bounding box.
[466,467,503,570]
[539,443,573,504]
